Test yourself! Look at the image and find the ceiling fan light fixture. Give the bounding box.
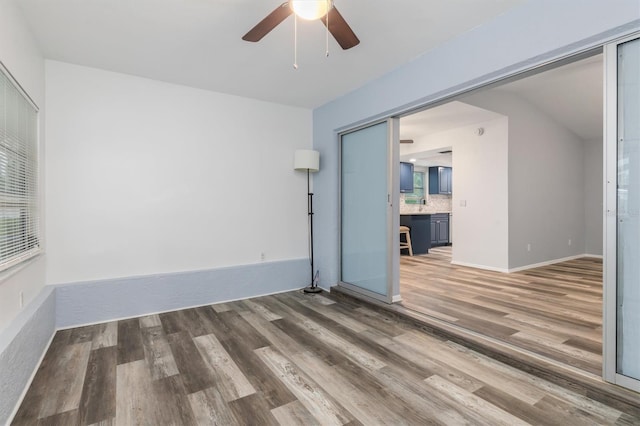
[290,0,332,20]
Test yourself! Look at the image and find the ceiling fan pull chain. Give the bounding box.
[325,0,330,57]
[293,13,298,69]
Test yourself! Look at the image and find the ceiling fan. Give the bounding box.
[242,0,360,50]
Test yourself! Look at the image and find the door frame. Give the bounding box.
[332,28,640,392]
[603,32,640,392]
[337,117,401,304]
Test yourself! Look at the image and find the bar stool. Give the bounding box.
[400,226,413,256]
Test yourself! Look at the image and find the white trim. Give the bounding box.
[391,294,402,303]
[583,254,603,259]
[0,60,39,111]
[6,332,55,425]
[452,254,599,274]
[603,35,619,384]
[450,261,509,273]
[614,373,640,393]
[506,254,594,273]
[0,253,43,284]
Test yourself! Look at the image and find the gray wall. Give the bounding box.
[584,138,604,255]
[464,90,587,269]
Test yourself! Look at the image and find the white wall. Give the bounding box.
[45,61,312,285]
[464,90,587,269]
[0,0,46,332]
[313,1,639,288]
[584,138,603,255]
[401,117,510,270]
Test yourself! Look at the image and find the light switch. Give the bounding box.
[460,200,467,207]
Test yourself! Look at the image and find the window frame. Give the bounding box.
[404,171,425,204]
[0,61,41,274]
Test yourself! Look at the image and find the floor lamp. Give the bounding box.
[294,149,321,293]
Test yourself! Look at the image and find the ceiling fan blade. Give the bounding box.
[321,6,360,50]
[242,2,293,42]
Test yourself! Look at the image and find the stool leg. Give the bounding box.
[406,231,413,256]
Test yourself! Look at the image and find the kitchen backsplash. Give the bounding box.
[400,193,452,214]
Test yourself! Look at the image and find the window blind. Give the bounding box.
[0,65,40,271]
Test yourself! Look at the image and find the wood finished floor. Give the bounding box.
[400,247,603,375]
[14,290,637,425]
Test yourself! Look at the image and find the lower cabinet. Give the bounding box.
[430,214,450,247]
[400,215,430,255]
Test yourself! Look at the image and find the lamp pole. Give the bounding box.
[304,168,321,293]
[294,149,321,293]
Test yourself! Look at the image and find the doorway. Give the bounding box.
[396,53,605,375]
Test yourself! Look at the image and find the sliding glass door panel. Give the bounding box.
[616,36,640,382]
[340,121,393,299]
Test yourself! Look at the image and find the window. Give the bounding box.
[0,64,40,272]
[404,171,424,204]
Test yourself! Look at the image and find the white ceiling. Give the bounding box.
[497,54,603,141]
[399,54,603,164]
[400,100,504,140]
[16,0,523,108]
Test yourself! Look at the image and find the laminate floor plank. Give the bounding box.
[77,346,117,425]
[473,385,571,426]
[200,309,298,409]
[165,331,215,394]
[227,393,279,426]
[193,333,256,402]
[424,374,530,426]
[288,351,407,425]
[14,289,638,425]
[36,409,79,426]
[152,374,198,426]
[13,330,73,423]
[114,359,154,425]
[91,322,117,350]
[239,311,306,356]
[187,387,240,426]
[255,346,353,425]
[241,298,283,322]
[140,325,179,380]
[116,318,144,365]
[138,314,162,328]
[38,341,92,418]
[69,325,99,345]
[400,247,604,373]
[270,400,321,426]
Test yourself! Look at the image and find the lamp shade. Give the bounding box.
[294,150,320,172]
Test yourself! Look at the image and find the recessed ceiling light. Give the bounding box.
[409,158,417,163]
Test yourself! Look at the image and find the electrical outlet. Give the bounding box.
[19,291,24,308]
[527,243,531,252]
[260,252,265,261]
[568,239,572,246]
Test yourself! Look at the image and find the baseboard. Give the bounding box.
[450,261,509,273]
[0,287,56,425]
[507,254,593,273]
[451,254,598,274]
[584,253,604,259]
[55,258,309,329]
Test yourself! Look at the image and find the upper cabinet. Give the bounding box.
[400,162,414,193]
[428,166,452,194]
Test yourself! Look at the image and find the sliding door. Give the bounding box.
[339,119,400,303]
[604,34,640,392]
